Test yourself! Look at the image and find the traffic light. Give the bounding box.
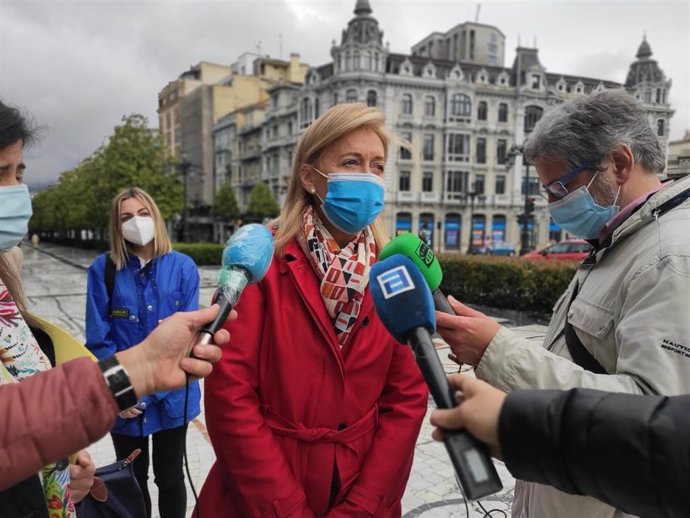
[526,197,536,215]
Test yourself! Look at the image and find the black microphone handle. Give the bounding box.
[197,291,235,346]
[432,288,455,315]
[407,327,503,501]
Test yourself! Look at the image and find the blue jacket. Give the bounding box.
[85,250,201,436]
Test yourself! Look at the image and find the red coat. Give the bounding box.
[196,240,428,518]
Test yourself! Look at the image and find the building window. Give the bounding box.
[657,119,665,137]
[423,134,434,161]
[447,170,468,194]
[367,90,377,107]
[445,213,461,250]
[476,138,486,164]
[496,139,507,164]
[399,170,411,191]
[447,133,470,162]
[477,101,487,121]
[644,89,651,103]
[498,103,508,123]
[345,52,351,71]
[353,51,360,70]
[395,212,412,236]
[531,74,541,90]
[522,177,541,196]
[474,174,485,194]
[422,171,433,192]
[492,215,506,243]
[333,92,339,105]
[400,131,412,160]
[655,89,662,104]
[346,89,358,103]
[524,105,544,133]
[424,96,436,117]
[450,94,471,117]
[314,98,320,118]
[401,93,413,115]
[495,175,505,194]
[365,52,372,70]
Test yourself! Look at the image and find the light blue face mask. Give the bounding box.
[0,184,33,252]
[313,169,385,234]
[548,172,620,240]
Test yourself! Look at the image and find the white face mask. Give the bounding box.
[122,216,155,246]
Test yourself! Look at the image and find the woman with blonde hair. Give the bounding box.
[196,103,428,518]
[85,187,200,518]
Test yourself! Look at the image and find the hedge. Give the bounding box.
[438,255,578,315]
[173,243,224,266]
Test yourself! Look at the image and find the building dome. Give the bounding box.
[625,36,665,87]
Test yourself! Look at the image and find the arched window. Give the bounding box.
[346,89,358,103]
[444,213,461,250]
[401,93,413,115]
[365,52,372,70]
[374,53,379,72]
[451,94,471,117]
[366,90,377,107]
[498,103,508,123]
[524,105,544,133]
[477,101,488,121]
[395,212,412,236]
[353,51,360,70]
[424,95,436,117]
[345,52,351,71]
[657,119,665,137]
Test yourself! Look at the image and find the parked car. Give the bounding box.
[489,241,516,256]
[523,239,593,261]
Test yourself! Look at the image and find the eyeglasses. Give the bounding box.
[543,163,596,200]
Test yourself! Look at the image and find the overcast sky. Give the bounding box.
[1,0,688,187]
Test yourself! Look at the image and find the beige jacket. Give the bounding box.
[477,175,690,518]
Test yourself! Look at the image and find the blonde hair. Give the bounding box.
[274,103,390,256]
[109,187,172,269]
[0,246,27,313]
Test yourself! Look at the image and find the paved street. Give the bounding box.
[20,242,547,517]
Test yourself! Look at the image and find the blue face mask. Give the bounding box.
[0,184,33,252]
[548,172,620,239]
[313,169,385,234]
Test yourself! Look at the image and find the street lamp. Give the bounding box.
[466,181,478,254]
[506,144,532,256]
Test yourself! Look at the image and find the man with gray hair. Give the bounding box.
[434,89,690,518]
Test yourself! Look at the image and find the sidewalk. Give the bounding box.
[22,242,538,517]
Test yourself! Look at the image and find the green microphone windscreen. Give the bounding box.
[379,233,443,291]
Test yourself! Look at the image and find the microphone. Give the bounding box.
[197,224,274,345]
[370,255,502,501]
[379,233,454,314]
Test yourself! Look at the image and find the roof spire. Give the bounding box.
[354,0,372,16]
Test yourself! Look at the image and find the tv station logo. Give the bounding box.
[376,265,415,299]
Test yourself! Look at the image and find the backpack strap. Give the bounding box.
[563,282,608,374]
[104,255,116,318]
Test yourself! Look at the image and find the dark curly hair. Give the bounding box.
[0,100,34,149]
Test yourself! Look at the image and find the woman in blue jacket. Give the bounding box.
[85,187,200,518]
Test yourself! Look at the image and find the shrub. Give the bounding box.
[173,243,224,266]
[438,255,578,315]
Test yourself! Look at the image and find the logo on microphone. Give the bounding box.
[377,266,415,299]
[415,241,434,267]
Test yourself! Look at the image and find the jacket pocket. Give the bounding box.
[160,290,184,316]
[568,298,614,339]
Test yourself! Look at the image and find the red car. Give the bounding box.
[523,239,593,261]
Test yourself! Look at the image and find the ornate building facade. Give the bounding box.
[218,0,673,251]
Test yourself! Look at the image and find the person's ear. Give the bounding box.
[299,164,315,193]
[610,145,634,185]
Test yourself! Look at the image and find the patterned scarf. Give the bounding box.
[298,207,377,348]
[0,278,74,517]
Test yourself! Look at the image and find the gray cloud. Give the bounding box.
[1,0,687,187]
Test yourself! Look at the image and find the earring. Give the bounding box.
[310,188,315,193]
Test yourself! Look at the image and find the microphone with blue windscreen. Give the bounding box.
[197,223,274,345]
[370,254,503,501]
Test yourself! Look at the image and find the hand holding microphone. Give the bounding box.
[370,255,502,501]
[197,224,275,346]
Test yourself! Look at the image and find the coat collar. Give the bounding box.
[278,240,375,374]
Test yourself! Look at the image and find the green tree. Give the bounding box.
[211,182,239,220]
[245,183,280,222]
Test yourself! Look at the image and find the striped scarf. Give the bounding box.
[298,207,377,347]
[0,278,74,517]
